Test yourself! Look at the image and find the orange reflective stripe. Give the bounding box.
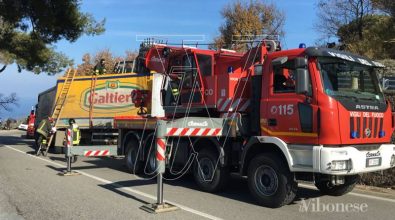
[261,126,318,137]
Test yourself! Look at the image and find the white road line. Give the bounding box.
[3,145,223,220]
[299,183,395,203]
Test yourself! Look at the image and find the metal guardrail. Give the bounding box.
[381,77,395,90]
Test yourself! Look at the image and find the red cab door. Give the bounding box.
[262,56,319,144]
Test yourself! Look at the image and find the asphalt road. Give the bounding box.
[1,130,394,220]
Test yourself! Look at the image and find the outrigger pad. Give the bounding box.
[140,203,178,214]
[58,171,81,176]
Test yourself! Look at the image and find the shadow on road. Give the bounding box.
[95,170,321,207]
[99,183,151,205]
[293,187,322,203]
[0,131,35,146]
[48,156,67,163]
[46,165,105,173]
[82,156,126,171]
[47,155,322,207]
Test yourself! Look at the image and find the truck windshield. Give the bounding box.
[317,57,384,103]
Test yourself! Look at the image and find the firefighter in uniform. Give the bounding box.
[35,116,55,151]
[169,74,182,105]
[93,59,107,75]
[68,118,81,145]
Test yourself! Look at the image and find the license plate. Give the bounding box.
[366,157,381,167]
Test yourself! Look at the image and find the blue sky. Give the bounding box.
[0,0,319,119]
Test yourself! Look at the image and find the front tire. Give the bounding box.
[315,175,359,196]
[192,149,229,192]
[247,154,297,208]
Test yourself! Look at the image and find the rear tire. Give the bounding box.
[247,154,297,208]
[125,140,142,174]
[192,149,229,192]
[315,175,359,196]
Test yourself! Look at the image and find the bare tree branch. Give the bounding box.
[0,93,18,112]
[0,65,6,73]
[315,0,374,42]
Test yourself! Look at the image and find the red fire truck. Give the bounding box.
[78,39,395,208]
[26,108,36,138]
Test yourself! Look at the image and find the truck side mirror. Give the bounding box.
[382,78,390,90]
[296,68,310,95]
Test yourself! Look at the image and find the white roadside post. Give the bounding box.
[60,126,80,176]
[141,120,178,213]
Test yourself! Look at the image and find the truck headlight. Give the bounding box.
[330,160,352,171]
[391,155,395,167]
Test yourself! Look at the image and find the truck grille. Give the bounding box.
[350,116,383,139]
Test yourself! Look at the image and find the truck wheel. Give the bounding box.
[193,149,229,192]
[125,141,142,174]
[144,144,157,174]
[315,175,359,196]
[247,154,297,208]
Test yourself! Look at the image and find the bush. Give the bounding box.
[359,167,395,189]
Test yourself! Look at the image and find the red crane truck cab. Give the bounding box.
[116,41,395,208]
[254,47,394,173]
